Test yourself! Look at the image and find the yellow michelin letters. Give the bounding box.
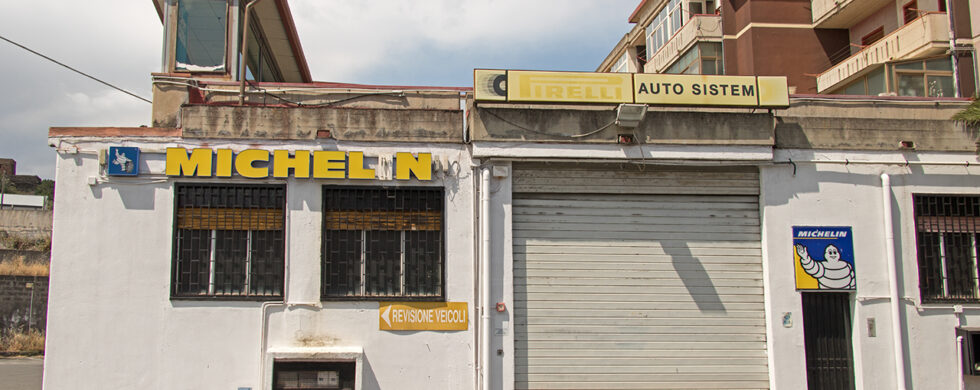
[396,152,432,181]
[166,148,212,177]
[165,148,430,181]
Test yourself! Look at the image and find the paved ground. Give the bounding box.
[0,357,43,390]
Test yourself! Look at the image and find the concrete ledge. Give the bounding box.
[775,116,979,151]
[180,105,463,143]
[776,99,978,151]
[470,106,774,145]
[48,127,181,138]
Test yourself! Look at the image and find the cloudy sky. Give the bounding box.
[0,0,635,179]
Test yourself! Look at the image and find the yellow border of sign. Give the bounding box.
[379,302,469,331]
[472,70,790,108]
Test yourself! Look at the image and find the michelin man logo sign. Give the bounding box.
[793,226,855,291]
[107,146,139,176]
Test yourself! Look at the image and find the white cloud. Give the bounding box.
[0,0,636,178]
[291,0,634,82]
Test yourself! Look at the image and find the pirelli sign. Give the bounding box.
[474,69,789,107]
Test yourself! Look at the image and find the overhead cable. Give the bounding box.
[0,33,152,104]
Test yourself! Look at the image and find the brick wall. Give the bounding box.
[0,275,48,335]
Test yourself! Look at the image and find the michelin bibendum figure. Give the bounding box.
[795,243,855,289]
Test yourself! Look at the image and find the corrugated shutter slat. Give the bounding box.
[513,163,768,390]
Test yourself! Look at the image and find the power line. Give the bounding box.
[0,34,152,104]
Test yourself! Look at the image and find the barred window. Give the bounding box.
[172,184,285,299]
[914,195,980,303]
[321,187,444,300]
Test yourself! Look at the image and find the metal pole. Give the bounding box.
[1,172,7,210]
[945,0,960,97]
[28,278,35,331]
[238,0,266,105]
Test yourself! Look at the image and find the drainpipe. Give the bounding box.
[881,173,908,390]
[945,0,960,97]
[238,0,265,105]
[480,167,492,390]
[959,335,966,390]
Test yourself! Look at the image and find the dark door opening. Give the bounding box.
[802,292,855,390]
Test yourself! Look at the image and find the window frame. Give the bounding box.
[170,182,286,300]
[903,1,918,25]
[174,0,230,73]
[913,194,980,304]
[320,186,446,302]
[861,26,884,47]
[891,56,954,97]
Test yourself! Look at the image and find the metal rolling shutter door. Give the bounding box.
[513,163,769,390]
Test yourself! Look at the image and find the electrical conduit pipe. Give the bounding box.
[481,167,492,390]
[881,173,908,390]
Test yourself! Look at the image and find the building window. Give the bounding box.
[612,53,631,73]
[171,184,285,298]
[861,27,884,47]
[175,0,228,72]
[321,187,444,300]
[839,66,887,95]
[274,361,356,390]
[960,329,980,375]
[893,57,954,97]
[903,1,919,24]
[665,42,723,75]
[645,0,688,61]
[914,195,980,303]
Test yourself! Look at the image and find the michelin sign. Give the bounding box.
[793,226,856,291]
[474,69,789,107]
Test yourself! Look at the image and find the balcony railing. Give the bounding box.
[644,15,722,74]
[812,0,894,28]
[816,13,950,93]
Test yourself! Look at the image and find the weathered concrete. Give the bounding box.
[0,211,51,241]
[151,80,187,128]
[470,104,775,145]
[180,105,464,142]
[0,251,48,265]
[774,99,978,151]
[221,89,464,111]
[470,99,979,152]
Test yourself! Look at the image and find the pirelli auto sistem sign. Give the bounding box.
[474,69,789,107]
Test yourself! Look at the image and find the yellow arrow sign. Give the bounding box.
[379,302,468,331]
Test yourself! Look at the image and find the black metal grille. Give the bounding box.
[172,184,285,299]
[321,187,443,300]
[802,292,855,390]
[914,195,980,303]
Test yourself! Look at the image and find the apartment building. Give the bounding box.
[599,0,978,97]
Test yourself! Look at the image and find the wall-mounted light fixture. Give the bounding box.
[615,104,648,128]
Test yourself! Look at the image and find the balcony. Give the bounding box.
[812,0,895,28]
[644,15,722,73]
[816,13,950,93]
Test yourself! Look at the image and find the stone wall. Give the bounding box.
[0,250,49,264]
[0,275,48,335]
[0,210,52,241]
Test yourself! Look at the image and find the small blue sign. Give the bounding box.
[107,147,140,176]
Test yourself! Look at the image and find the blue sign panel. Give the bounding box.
[107,147,140,176]
[793,226,855,291]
